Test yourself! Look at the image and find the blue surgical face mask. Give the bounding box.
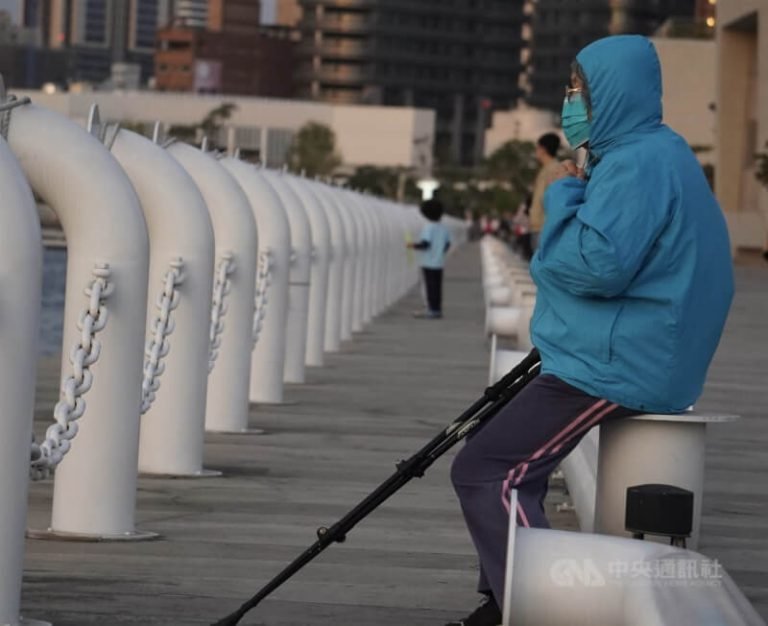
[561,92,590,149]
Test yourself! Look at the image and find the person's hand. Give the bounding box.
[552,160,585,181]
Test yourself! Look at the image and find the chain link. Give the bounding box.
[0,94,31,140]
[30,264,113,481]
[141,258,185,414]
[208,252,235,373]
[252,248,273,347]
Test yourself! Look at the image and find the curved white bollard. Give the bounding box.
[381,200,402,309]
[108,128,215,477]
[404,205,424,296]
[168,142,258,433]
[392,204,411,301]
[368,197,389,315]
[222,158,291,404]
[559,429,600,532]
[338,192,369,333]
[328,188,358,342]
[0,136,44,626]
[309,181,347,353]
[506,525,764,626]
[352,193,378,326]
[282,175,331,367]
[260,169,313,384]
[8,104,150,538]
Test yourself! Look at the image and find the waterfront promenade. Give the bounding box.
[22,243,767,625]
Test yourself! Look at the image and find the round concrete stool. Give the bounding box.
[594,412,738,549]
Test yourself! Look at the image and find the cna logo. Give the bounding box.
[549,558,607,587]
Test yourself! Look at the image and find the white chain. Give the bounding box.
[141,258,185,414]
[30,264,113,481]
[252,248,273,347]
[0,93,31,140]
[208,252,235,373]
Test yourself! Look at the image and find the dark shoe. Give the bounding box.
[413,310,442,319]
[445,594,501,626]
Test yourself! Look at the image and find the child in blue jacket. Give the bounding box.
[409,198,452,319]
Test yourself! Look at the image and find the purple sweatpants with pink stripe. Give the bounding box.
[450,374,638,605]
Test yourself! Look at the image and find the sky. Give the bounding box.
[0,0,19,22]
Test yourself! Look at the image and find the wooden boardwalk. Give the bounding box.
[21,243,766,625]
[697,262,768,619]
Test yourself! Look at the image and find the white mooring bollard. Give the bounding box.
[222,158,291,404]
[167,142,258,433]
[327,187,358,342]
[339,192,370,333]
[282,174,331,368]
[260,169,313,385]
[309,180,347,353]
[358,194,377,326]
[7,102,150,538]
[0,131,45,625]
[106,122,216,477]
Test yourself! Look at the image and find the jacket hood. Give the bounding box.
[576,35,663,155]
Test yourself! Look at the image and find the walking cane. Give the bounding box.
[212,348,541,625]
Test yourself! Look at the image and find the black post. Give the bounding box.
[212,349,540,626]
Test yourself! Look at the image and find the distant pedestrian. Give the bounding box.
[512,193,534,261]
[529,132,562,251]
[408,199,452,319]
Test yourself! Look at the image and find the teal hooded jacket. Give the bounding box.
[530,35,734,413]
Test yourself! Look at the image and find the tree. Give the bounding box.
[482,140,538,198]
[286,122,342,177]
[168,102,237,146]
[427,140,540,218]
[200,102,237,137]
[348,166,420,202]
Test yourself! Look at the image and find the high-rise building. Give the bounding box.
[155,0,294,98]
[172,0,208,27]
[296,0,528,166]
[22,0,169,84]
[208,0,261,34]
[696,0,716,25]
[276,0,301,27]
[528,0,697,112]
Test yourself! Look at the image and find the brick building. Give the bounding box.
[154,26,296,97]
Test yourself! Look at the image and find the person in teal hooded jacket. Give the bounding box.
[532,35,734,412]
[447,36,733,626]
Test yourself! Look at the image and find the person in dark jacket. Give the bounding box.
[446,35,734,626]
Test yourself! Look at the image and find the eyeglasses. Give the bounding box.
[564,86,583,103]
